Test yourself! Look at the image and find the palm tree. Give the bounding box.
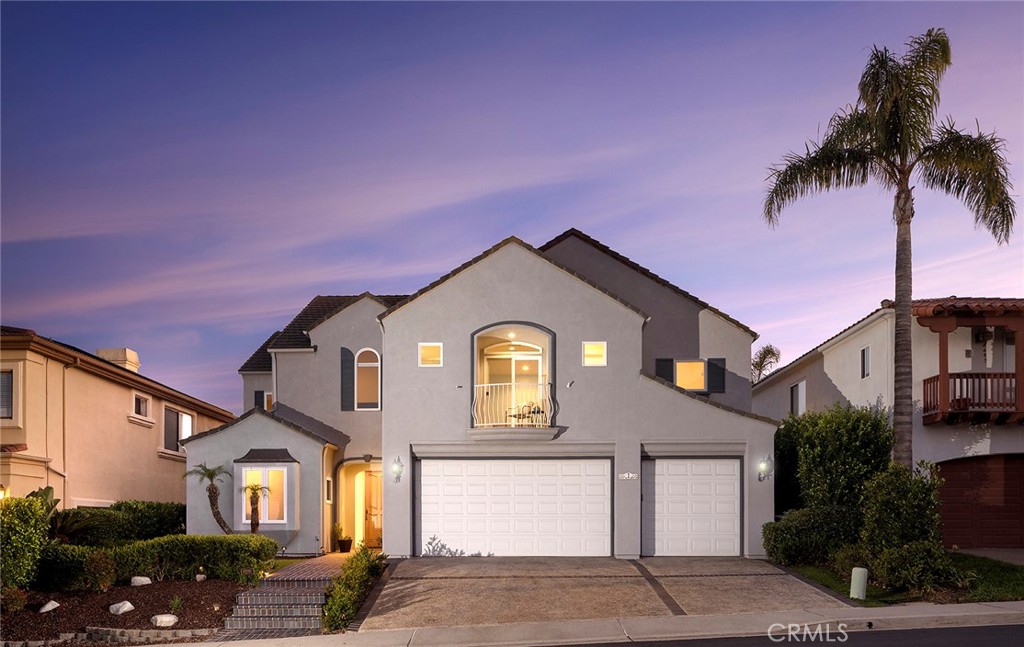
[763,28,1015,466]
[241,484,270,534]
[183,463,234,534]
[752,344,782,382]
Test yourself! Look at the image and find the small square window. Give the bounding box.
[582,341,607,367]
[418,342,443,367]
[675,360,707,391]
[860,347,870,379]
[134,394,149,418]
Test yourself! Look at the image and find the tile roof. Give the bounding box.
[183,402,349,449]
[1,325,36,336]
[238,331,281,373]
[234,448,298,463]
[378,236,649,321]
[911,297,1024,317]
[539,229,757,338]
[267,294,407,351]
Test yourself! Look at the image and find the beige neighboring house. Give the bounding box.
[752,298,1023,549]
[0,325,234,507]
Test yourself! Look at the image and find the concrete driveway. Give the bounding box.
[359,557,848,631]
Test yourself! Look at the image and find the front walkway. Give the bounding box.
[266,552,350,583]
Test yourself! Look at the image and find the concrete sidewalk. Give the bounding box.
[201,599,1024,647]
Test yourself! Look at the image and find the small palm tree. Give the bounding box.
[764,28,1015,466]
[183,463,234,534]
[751,344,782,382]
[241,483,270,535]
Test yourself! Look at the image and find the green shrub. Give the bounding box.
[61,508,128,547]
[111,501,186,540]
[797,404,893,513]
[773,416,805,515]
[763,506,858,566]
[873,540,965,593]
[861,462,942,554]
[83,550,116,592]
[1,586,27,613]
[0,497,48,589]
[832,543,873,581]
[323,546,388,631]
[112,534,278,584]
[35,543,91,591]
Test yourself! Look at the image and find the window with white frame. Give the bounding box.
[418,342,443,367]
[325,477,333,504]
[860,346,870,379]
[242,467,286,523]
[790,380,807,416]
[355,349,381,410]
[163,407,193,452]
[582,341,607,367]
[134,394,149,418]
[0,370,13,419]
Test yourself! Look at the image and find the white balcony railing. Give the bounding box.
[472,383,553,428]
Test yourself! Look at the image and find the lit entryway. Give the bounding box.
[641,458,741,556]
[417,459,611,556]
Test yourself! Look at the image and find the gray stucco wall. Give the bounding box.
[542,235,754,410]
[184,414,330,555]
[241,373,273,412]
[381,243,775,559]
[273,297,385,460]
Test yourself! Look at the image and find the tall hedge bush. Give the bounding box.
[0,497,48,589]
[861,462,943,553]
[773,415,806,515]
[110,501,186,540]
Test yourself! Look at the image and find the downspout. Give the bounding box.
[321,444,328,555]
[61,357,80,506]
[271,352,278,406]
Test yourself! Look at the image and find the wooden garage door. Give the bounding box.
[939,454,1024,549]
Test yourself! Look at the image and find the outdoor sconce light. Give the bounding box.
[0,482,7,500]
[392,457,404,483]
[757,456,774,482]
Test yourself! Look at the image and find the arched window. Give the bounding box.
[355,349,381,411]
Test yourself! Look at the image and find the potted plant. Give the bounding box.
[333,523,353,552]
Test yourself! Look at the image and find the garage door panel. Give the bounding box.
[418,458,611,556]
[940,455,1023,549]
[641,458,741,557]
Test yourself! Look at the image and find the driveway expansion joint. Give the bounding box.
[628,560,686,616]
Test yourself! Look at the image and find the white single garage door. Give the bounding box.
[641,458,741,556]
[418,459,611,556]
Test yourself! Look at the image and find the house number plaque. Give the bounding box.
[617,472,638,480]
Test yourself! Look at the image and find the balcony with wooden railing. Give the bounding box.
[922,372,1021,424]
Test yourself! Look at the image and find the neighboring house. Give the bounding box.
[192,230,776,557]
[752,298,1023,549]
[0,326,234,507]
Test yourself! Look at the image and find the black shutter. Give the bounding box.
[378,353,383,411]
[340,347,355,411]
[655,358,674,382]
[164,409,179,451]
[254,390,265,410]
[708,358,726,393]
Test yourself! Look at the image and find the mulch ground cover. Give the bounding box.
[0,580,247,642]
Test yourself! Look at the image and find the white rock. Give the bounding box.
[39,601,60,613]
[109,601,135,615]
[131,576,152,586]
[195,574,207,582]
[151,614,178,627]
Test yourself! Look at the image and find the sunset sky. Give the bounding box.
[3,1,1021,414]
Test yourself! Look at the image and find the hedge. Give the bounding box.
[0,497,48,589]
[861,462,943,554]
[34,534,278,590]
[323,546,388,631]
[110,501,186,540]
[762,506,858,566]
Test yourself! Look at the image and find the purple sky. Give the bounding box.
[2,2,1021,414]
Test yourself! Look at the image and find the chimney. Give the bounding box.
[96,348,140,373]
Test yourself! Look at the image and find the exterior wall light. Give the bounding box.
[0,482,7,500]
[757,456,774,482]
[392,457,404,483]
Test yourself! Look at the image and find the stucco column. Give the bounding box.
[381,444,413,557]
[613,442,641,559]
[937,327,950,414]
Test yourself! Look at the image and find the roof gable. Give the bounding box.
[266,293,407,352]
[182,403,348,448]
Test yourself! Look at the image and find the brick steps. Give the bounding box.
[225,584,327,631]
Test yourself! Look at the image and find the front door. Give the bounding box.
[365,470,382,548]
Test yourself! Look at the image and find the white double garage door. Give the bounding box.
[417,458,740,556]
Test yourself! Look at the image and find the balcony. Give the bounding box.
[469,383,557,440]
[922,372,1021,425]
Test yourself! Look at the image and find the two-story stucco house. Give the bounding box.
[752,298,1023,549]
[186,230,776,558]
[0,326,234,507]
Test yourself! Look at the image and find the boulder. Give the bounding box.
[151,614,178,628]
[39,601,60,613]
[195,574,207,582]
[109,601,135,615]
[131,576,152,586]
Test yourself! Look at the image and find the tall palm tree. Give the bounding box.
[242,484,270,535]
[752,344,782,382]
[183,463,234,534]
[763,28,1015,466]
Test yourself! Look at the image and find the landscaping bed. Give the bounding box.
[0,580,245,643]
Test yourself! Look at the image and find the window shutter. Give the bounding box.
[0,371,12,419]
[708,358,726,393]
[164,409,179,451]
[655,358,674,382]
[378,353,383,410]
[340,347,355,411]
[254,390,265,410]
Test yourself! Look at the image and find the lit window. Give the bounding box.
[582,342,607,367]
[675,360,707,391]
[1,371,13,419]
[242,467,287,523]
[418,342,443,367]
[163,408,193,452]
[790,381,807,416]
[134,394,149,418]
[860,347,870,379]
[325,477,333,504]
[355,349,381,410]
